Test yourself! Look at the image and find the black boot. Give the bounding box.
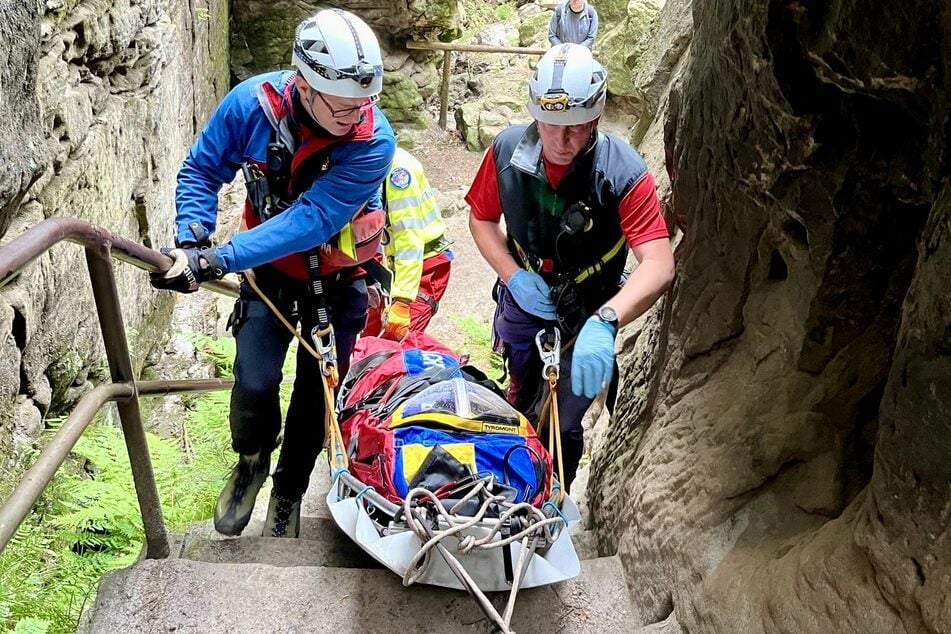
[263,492,301,538]
[214,451,270,536]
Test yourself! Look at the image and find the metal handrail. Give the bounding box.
[0,217,240,558]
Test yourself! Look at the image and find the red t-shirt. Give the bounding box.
[466,146,669,248]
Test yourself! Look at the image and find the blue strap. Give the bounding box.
[542,500,568,537]
[355,485,376,503]
[332,468,349,501]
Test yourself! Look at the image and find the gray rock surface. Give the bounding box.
[590,0,951,631]
[596,0,663,98]
[0,0,229,463]
[83,554,635,633]
[0,3,46,234]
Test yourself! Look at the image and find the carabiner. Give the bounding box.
[535,326,561,381]
[312,325,339,387]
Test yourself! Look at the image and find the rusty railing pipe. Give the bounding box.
[85,244,171,558]
[0,382,135,553]
[0,217,238,297]
[0,377,236,555]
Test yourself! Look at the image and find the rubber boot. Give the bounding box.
[214,451,270,536]
[263,492,302,538]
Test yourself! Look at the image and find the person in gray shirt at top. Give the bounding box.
[548,0,599,49]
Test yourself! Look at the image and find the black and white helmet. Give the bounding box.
[528,44,607,125]
[292,10,384,98]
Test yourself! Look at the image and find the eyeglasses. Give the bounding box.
[315,91,379,119]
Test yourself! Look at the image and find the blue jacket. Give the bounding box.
[175,71,396,273]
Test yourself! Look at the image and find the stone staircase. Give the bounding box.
[79,467,635,633]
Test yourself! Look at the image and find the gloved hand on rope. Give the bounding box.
[149,245,226,294]
[505,269,557,320]
[570,316,617,399]
[382,299,411,340]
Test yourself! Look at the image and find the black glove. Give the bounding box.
[150,245,226,294]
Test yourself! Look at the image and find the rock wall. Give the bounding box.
[596,0,662,98]
[230,0,459,127]
[0,0,229,469]
[590,0,951,631]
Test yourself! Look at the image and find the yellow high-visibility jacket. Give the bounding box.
[383,147,448,302]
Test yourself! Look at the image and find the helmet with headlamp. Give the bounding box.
[528,44,607,125]
[292,9,384,99]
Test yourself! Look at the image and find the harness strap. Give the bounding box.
[510,234,626,283]
[304,248,339,387]
[572,235,626,284]
[255,80,298,153]
[417,290,439,315]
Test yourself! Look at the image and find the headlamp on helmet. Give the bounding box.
[292,9,384,98]
[527,43,607,125]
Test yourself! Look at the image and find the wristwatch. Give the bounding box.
[595,305,619,331]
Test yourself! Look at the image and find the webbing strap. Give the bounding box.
[510,234,626,282]
[573,235,626,284]
[305,249,332,329]
[417,290,439,315]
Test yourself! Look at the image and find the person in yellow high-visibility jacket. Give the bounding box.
[365,147,453,340]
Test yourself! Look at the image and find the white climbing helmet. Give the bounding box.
[528,43,607,125]
[292,9,384,99]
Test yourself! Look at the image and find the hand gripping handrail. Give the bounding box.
[0,217,239,558]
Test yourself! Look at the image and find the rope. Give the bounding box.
[546,370,566,504]
[399,476,568,634]
[244,270,323,360]
[243,269,348,473]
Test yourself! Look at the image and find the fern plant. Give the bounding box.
[1,336,242,632]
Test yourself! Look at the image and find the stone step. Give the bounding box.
[81,554,634,633]
[183,518,598,568]
[180,516,381,569]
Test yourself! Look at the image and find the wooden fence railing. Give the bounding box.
[405,41,550,130]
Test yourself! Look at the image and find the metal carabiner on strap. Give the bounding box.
[535,326,561,382]
[312,325,339,388]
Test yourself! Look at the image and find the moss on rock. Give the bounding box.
[519,11,553,47]
[595,0,661,97]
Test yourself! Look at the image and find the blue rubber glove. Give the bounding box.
[506,269,557,320]
[571,317,617,399]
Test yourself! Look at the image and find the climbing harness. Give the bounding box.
[241,270,347,470]
[304,249,339,388]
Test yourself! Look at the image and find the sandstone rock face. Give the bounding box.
[595,0,662,98]
[590,0,951,631]
[454,93,529,152]
[628,0,691,145]
[0,0,229,465]
[0,4,46,234]
[230,0,458,127]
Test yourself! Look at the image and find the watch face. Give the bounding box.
[598,306,618,323]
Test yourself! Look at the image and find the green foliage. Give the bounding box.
[450,315,505,378]
[460,0,519,41]
[0,337,239,632]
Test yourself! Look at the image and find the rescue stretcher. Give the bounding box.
[319,330,580,633]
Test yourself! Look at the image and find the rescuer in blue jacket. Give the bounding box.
[151,9,396,538]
